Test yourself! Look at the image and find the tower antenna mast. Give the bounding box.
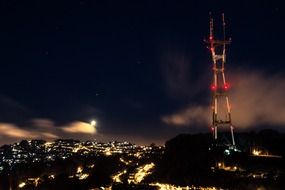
[205,13,236,148]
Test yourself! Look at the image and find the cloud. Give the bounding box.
[62,121,96,134]
[0,119,96,145]
[0,119,159,146]
[162,106,209,126]
[162,71,285,129]
[230,71,285,127]
[41,132,58,139]
[31,119,55,129]
[0,123,38,138]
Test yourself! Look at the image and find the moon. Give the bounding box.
[90,120,96,127]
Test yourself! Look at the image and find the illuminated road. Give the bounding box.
[150,183,221,190]
[128,163,155,184]
[112,169,127,183]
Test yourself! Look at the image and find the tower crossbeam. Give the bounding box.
[205,13,236,148]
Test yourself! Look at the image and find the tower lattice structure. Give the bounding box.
[205,14,235,148]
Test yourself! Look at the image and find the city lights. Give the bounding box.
[78,173,89,180]
[77,166,83,174]
[112,169,127,183]
[128,163,155,184]
[18,182,26,188]
[150,182,221,190]
[252,149,262,156]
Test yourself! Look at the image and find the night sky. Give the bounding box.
[0,0,285,145]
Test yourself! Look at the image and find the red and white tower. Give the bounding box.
[206,13,235,148]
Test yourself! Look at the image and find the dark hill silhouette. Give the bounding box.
[155,133,213,185]
[154,129,285,189]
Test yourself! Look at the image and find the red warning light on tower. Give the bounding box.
[223,83,230,90]
[206,13,236,148]
[211,84,217,91]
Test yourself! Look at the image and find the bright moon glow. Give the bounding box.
[90,120,96,127]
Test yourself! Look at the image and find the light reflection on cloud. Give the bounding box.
[0,123,38,138]
[61,121,96,134]
[162,71,285,129]
[0,119,96,145]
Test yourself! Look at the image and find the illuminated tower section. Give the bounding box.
[206,14,235,148]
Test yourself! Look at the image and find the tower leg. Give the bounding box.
[214,126,218,140]
[230,126,235,147]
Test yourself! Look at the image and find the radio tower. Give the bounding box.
[206,13,236,149]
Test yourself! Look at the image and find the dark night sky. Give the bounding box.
[0,0,285,145]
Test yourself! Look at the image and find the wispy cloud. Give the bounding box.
[0,119,96,145]
[162,71,285,129]
[162,106,209,126]
[0,123,39,138]
[0,95,102,145]
[62,121,96,134]
[230,71,285,127]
